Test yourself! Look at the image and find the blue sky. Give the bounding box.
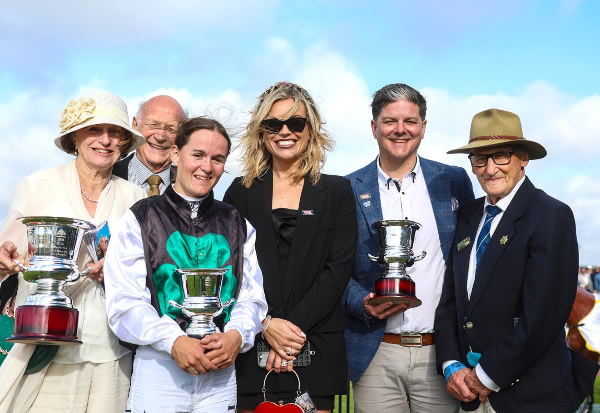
[1,0,599,263]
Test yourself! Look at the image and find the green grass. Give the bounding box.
[333,383,354,413]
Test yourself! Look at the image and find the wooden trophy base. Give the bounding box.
[371,277,422,308]
[8,305,81,345]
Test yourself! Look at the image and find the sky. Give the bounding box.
[0,0,598,264]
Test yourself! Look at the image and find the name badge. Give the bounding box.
[457,237,471,251]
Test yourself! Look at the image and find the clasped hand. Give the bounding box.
[171,330,242,375]
[263,317,306,373]
[447,367,492,403]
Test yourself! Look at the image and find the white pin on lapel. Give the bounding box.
[302,210,314,215]
[451,197,459,212]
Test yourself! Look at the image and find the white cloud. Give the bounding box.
[0,40,598,263]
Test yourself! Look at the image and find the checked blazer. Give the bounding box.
[342,156,474,382]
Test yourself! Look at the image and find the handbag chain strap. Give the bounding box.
[261,368,301,401]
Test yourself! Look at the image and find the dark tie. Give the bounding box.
[475,205,502,269]
[146,175,162,197]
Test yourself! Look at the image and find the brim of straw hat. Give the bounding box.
[54,115,145,155]
[447,136,547,160]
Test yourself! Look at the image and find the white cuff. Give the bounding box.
[475,363,501,392]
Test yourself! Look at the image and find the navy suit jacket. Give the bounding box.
[435,177,598,412]
[342,156,474,382]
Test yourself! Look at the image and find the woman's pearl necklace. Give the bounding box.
[80,188,99,204]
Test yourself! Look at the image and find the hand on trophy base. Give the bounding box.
[369,294,422,308]
[370,277,422,308]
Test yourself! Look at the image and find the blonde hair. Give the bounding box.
[239,82,334,188]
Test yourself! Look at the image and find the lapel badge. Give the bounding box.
[457,237,471,251]
[362,200,371,208]
[360,193,371,200]
[302,210,314,216]
[500,235,508,245]
[450,197,459,212]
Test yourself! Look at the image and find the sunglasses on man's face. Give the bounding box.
[260,117,308,134]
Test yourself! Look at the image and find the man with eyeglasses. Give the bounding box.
[435,108,598,412]
[113,95,186,196]
[342,83,474,413]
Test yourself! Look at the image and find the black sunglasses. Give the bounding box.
[260,117,308,133]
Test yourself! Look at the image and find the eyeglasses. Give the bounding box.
[260,117,308,133]
[468,150,516,167]
[142,122,178,135]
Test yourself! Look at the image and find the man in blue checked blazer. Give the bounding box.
[342,83,474,413]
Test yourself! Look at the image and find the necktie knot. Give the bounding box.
[485,205,501,218]
[146,175,162,197]
[475,205,503,269]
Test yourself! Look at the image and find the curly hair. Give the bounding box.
[239,82,333,188]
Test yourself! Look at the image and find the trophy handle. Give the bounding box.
[212,298,235,318]
[368,253,380,262]
[413,251,427,262]
[12,258,27,272]
[168,299,195,318]
[66,266,91,283]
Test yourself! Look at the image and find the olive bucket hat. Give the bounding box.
[447,108,546,159]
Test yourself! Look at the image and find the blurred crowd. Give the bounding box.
[578,265,600,293]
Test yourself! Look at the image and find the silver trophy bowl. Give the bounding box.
[8,216,95,345]
[368,220,426,307]
[368,219,426,276]
[18,216,95,308]
[169,268,233,338]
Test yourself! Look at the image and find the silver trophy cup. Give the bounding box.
[169,268,233,338]
[368,220,426,307]
[9,216,96,345]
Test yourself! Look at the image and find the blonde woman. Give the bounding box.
[224,82,357,412]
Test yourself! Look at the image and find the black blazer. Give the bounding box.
[223,170,357,397]
[112,152,176,184]
[435,177,598,412]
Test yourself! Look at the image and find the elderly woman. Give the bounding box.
[0,90,146,412]
[224,82,357,412]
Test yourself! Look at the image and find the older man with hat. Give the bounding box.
[434,108,598,412]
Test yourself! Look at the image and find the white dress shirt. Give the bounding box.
[377,156,446,334]
[103,191,268,355]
